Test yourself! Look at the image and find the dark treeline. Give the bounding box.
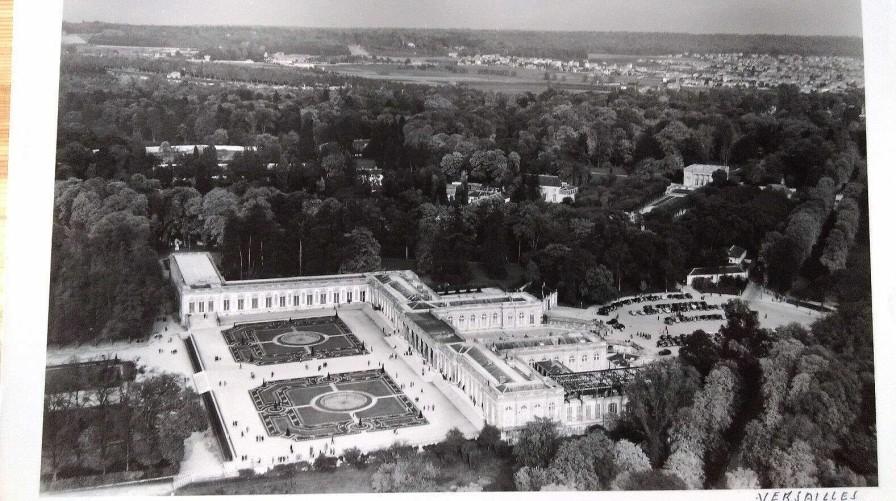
[51,61,867,344]
[63,23,864,60]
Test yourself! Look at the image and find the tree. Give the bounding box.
[199,188,239,247]
[513,417,560,468]
[583,264,617,304]
[621,360,701,467]
[477,424,503,452]
[439,152,465,179]
[612,440,651,475]
[547,431,617,490]
[514,465,551,491]
[371,458,438,492]
[614,469,688,490]
[78,423,116,475]
[339,227,382,273]
[725,467,760,489]
[664,440,705,489]
[678,330,720,378]
[342,446,365,467]
[443,427,467,458]
[767,440,818,488]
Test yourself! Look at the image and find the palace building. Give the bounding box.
[167,252,638,437]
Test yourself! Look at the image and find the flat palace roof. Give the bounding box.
[172,253,223,286]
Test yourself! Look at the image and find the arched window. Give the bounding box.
[481,313,487,324]
[493,313,498,323]
[548,402,556,414]
[448,316,453,324]
[569,355,575,365]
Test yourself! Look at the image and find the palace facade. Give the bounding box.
[167,252,637,436]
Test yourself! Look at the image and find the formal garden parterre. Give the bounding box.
[249,369,427,440]
[222,316,367,365]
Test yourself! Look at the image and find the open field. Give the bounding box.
[324,63,609,93]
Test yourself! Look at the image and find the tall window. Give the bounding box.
[208,301,214,312]
[481,314,487,325]
[359,291,365,302]
[306,295,313,306]
[567,406,573,421]
[320,293,327,304]
[279,296,286,307]
[251,297,258,309]
[576,406,583,421]
[529,314,535,324]
[493,313,498,324]
[265,297,272,308]
[347,291,353,303]
[609,403,618,414]
[586,405,592,420]
[237,299,244,310]
[188,302,195,313]
[198,302,204,313]
[582,354,588,363]
[223,299,230,311]
[334,292,340,303]
[293,294,300,306]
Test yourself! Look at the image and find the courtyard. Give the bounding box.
[188,305,481,471]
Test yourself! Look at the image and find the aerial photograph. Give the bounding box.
[39,0,875,496]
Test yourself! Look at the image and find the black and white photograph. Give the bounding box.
[1,0,895,499]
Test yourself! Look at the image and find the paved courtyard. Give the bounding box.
[546,285,827,358]
[189,305,481,471]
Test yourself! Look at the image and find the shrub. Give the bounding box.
[313,454,337,472]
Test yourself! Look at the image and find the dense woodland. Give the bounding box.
[42,372,207,486]
[50,56,869,345]
[63,23,864,60]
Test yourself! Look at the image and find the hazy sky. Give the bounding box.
[63,0,864,37]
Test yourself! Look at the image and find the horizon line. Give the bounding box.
[61,21,864,40]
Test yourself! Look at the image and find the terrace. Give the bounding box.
[551,367,642,397]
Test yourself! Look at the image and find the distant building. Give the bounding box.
[355,159,383,190]
[686,264,747,286]
[727,245,747,265]
[538,175,578,203]
[167,71,182,80]
[683,164,729,188]
[145,144,251,167]
[446,182,503,205]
